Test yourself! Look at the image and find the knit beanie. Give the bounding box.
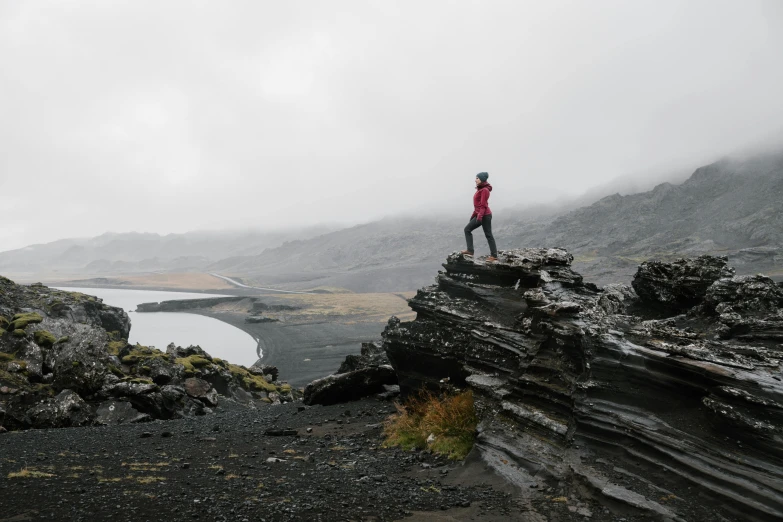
[476,172,489,182]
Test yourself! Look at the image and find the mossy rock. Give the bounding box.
[9,312,43,331]
[107,340,127,356]
[175,355,212,373]
[0,317,9,329]
[119,344,172,365]
[0,352,16,363]
[56,336,69,345]
[33,330,57,348]
[0,328,6,337]
[226,363,276,392]
[12,329,26,338]
[108,364,124,378]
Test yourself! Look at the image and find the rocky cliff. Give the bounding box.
[0,277,294,430]
[383,249,783,521]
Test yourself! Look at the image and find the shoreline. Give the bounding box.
[181,309,386,388]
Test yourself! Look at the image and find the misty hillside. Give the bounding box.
[220,151,783,290]
[2,152,780,291]
[506,151,783,283]
[0,227,334,276]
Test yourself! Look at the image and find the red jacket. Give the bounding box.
[471,182,493,221]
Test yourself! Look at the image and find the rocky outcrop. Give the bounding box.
[632,255,735,312]
[303,365,397,406]
[0,277,296,430]
[337,341,388,373]
[302,341,399,405]
[383,249,783,521]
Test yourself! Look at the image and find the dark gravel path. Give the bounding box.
[0,399,523,522]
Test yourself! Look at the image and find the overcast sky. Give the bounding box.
[2,0,782,251]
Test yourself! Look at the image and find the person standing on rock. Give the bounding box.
[462,172,498,261]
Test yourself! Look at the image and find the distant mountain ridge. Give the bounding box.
[0,227,334,276]
[215,151,783,290]
[2,151,781,291]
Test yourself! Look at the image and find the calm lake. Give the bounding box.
[55,287,259,367]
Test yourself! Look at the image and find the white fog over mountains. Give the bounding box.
[2,1,783,253]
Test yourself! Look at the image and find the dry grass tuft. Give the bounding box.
[383,389,478,460]
[8,467,55,479]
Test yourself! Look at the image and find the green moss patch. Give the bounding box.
[0,352,16,363]
[12,329,26,338]
[120,344,172,365]
[226,363,276,392]
[33,330,57,348]
[107,340,127,356]
[175,355,212,375]
[0,328,6,337]
[0,317,9,329]
[9,312,43,331]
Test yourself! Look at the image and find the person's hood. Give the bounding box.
[477,182,492,191]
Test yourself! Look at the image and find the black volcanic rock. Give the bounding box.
[631,255,735,312]
[337,341,388,373]
[0,277,295,430]
[383,248,783,521]
[303,366,397,406]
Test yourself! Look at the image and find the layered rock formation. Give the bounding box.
[0,277,295,430]
[303,342,399,406]
[384,249,783,521]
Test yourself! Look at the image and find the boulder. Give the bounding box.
[303,365,398,406]
[631,255,735,312]
[249,362,279,381]
[184,378,212,399]
[337,341,388,373]
[95,400,150,425]
[26,389,95,428]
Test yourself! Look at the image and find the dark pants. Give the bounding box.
[464,214,497,256]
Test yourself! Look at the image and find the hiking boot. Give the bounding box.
[461,250,474,256]
[486,256,498,262]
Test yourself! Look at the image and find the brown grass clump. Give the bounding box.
[8,467,55,479]
[383,389,478,460]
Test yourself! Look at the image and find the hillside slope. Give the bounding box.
[221,151,783,290]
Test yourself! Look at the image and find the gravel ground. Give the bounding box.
[0,398,528,522]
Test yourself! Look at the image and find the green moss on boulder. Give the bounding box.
[175,355,212,374]
[9,312,43,331]
[0,352,15,363]
[227,363,276,392]
[120,344,172,365]
[12,329,26,338]
[0,317,9,329]
[33,330,57,348]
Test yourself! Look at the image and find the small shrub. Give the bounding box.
[383,389,478,460]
